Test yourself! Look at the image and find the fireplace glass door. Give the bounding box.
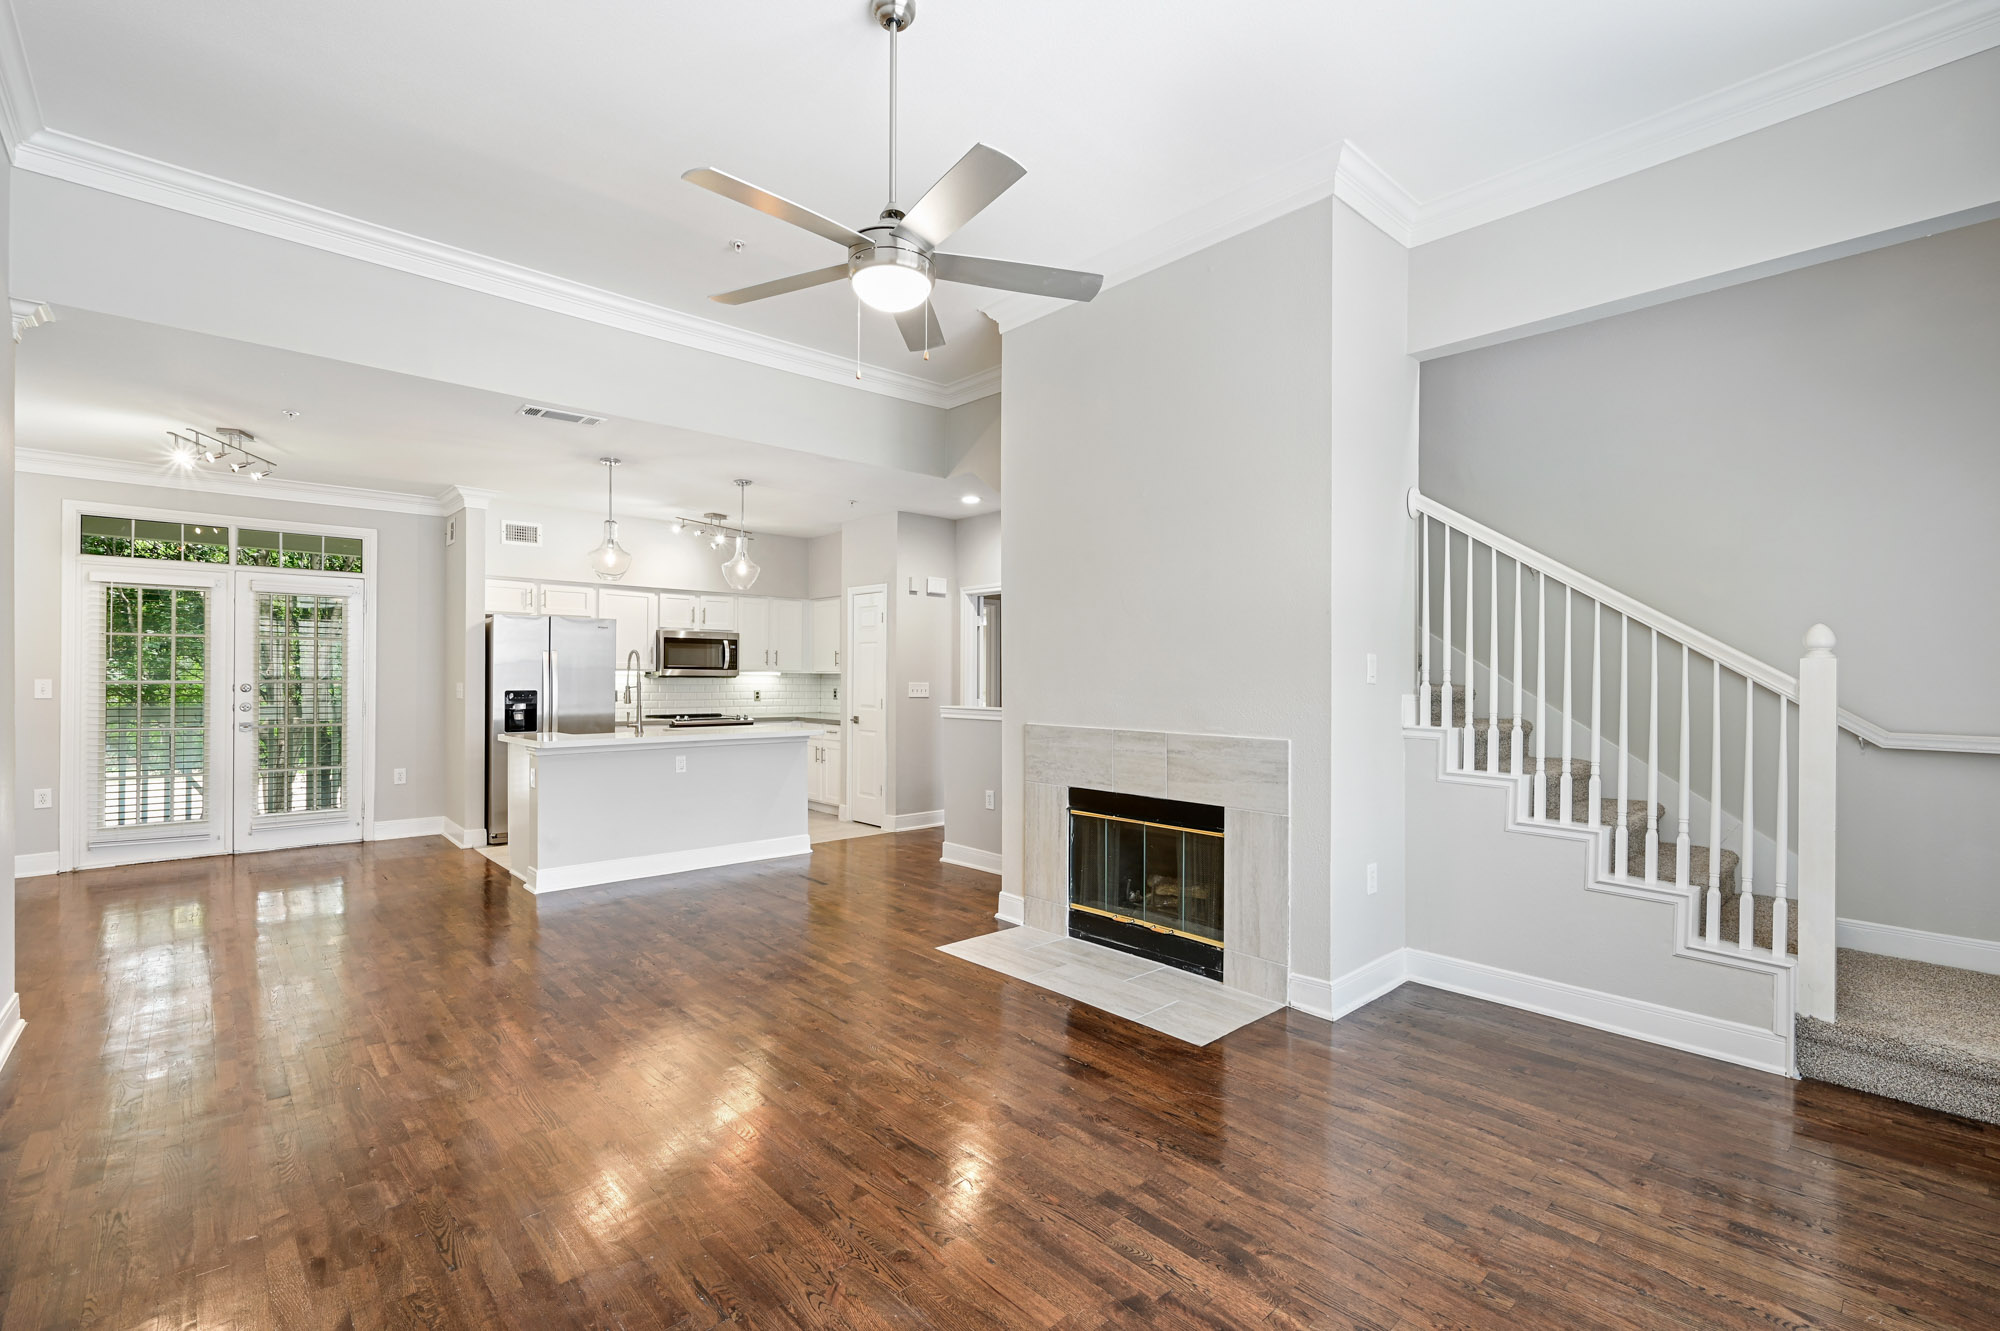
[1067,789,1224,978]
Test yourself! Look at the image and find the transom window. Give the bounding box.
[79,515,363,572]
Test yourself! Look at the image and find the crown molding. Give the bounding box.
[1331,143,1419,248]
[15,446,465,517]
[2,126,999,410]
[978,142,1343,334]
[10,297,50,341]
[1405,0,2000,245]
[439,485,496,512]
[0,0,39,158]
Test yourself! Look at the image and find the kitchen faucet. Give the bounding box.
[621,650,643,733]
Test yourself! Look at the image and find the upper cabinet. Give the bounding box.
[660,593,699,629]
[539,584,597,617]
[596,588,658,669]
[696,596,735,630]
[486,579,537,615]
[736,597,772,669]
[770,599,806,673]
[809,597,840,674]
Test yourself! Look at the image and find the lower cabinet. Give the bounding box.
[807,734,844,806]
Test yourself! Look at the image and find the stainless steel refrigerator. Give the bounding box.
[485,613,617,843]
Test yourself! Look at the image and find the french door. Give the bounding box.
[232,576,366,852]
[75,565,367,867]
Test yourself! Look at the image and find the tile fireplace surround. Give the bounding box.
[1023,724,1290,1004]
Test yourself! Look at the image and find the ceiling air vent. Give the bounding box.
[518,403,604,426]
[501,521,542,546]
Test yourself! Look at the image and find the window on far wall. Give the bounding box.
[974,592,1002,708]
[79,515,229,563]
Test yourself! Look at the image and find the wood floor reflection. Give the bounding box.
[3,831,1998,1328]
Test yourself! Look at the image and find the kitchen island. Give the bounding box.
[500,724,812,893]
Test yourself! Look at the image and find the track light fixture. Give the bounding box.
[167,427,277,480]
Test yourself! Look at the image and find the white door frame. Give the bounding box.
[58,500,380,871]
[959,582,1001,707]
[844,583,888,827]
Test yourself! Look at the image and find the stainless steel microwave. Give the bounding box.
[654,628,740,677]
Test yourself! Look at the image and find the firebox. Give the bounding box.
[1067,788,1224,980]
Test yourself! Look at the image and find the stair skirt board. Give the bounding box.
[1421,640,1798,894]
[1407,726,1795,1074]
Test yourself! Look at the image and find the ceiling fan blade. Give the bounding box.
[894,302,946,354]
[682,168,867,249]
[899,143,1026,249]
[933,252,1103,302]
[709,264,850,306]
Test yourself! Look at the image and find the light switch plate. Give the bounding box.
[455,682,465,700]
[33,788,52,809]
[1366,862,1379,895]
[907,682,930,698]
[675,754,688,773]
[1366,653,1378,684]
[926,576,947,596]
[393,768,407,785]
[984,790,995,810]
[33,678,53,698]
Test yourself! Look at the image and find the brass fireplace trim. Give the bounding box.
[1068,808,1224,838]
[1068,901,1224,949]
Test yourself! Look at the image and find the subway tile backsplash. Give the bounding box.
[619,671,840,724]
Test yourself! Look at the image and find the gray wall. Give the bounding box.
[940,715,1001,856]
[484,499,811,598]
[1420,218,2000,941]
[807,533,841,600]
[443,504,486,839]
[1003,199,1419,987]
[893,514,957,818]
[13,473,449,857]
[1,161,14,1022]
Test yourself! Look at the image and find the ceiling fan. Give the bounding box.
[683,0,1102,357]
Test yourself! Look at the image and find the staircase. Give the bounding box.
[1410,490,2000,1124]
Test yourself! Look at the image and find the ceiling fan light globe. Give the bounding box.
[851,263,932,313]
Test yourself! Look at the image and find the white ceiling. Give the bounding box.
[15,309,996,534]
[8,0,1968,387]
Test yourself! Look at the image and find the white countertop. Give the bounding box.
[500,722,816,753]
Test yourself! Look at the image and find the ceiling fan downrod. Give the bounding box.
[874,0,917,216]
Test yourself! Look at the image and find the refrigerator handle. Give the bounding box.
[549,649,559,737]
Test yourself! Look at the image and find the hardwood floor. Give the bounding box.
[3,832,1998,1329]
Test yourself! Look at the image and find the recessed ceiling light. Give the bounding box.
[960,494,979,505]
[281,409,301,419]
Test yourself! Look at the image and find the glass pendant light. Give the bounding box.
[587,456,634,582]
[720,479,761,591]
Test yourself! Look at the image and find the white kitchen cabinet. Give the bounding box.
[809,597,841,673]
[808,733,845,806]
[540,584,597,616]
[485,579,537,615]
[769,599,806,672]
[696,595,736,629]
[596,588,658,669]
[660,593,699,629]
[736,597,772,670]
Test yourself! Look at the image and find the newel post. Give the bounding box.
[1796,624,1838,1021]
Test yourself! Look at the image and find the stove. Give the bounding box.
[646,711,756,728]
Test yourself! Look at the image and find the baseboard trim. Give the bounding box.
[14,851,58,878]
[0,993,22,1076]
[440,821,487,850]
[941,842,1001,875]
[996,890,1025,925]
[1404,949,1790,1076]
[1291,950,1412,1022]
[1838,917,2000,977]
[370,815,450,842]
[518,834,814,894]
[890,809,945,833]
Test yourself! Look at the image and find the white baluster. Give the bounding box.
[1646,630,1660,885]
[1535,574,1547,820]
[1589,600,1602,829]
[1676,643,1692,891]
[1512,561,1523,791]
[1706,658,1723,946]
[1774,697,1789,959]
[1616,614,1630,879]
[1463,542,1477,773]
[1420,515,1432,728]
[1740,675,1755,950]
[1487,544,1499,774]
[1560,585,1574,822]
[1441,526,1453,759]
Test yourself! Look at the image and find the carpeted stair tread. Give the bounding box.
[1697,889,1798,954]
[1797,950,2000,1124]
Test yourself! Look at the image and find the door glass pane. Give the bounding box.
[100,583,207,827]
[254,592,349,816]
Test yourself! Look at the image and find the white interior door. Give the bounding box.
[848,588,887,826]
[234,576,367,852]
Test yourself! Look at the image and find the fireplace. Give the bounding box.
[1067,788,1224,980]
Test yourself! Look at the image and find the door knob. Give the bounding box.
[237,722,252,732]
[851,716,859,724]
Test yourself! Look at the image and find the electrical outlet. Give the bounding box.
[393,768,407,786]
[33,788,53,809]
[754,689,761,702]
[675,754,688,773]
[1366,653,1378,685]
[455,682,464,700]
[33,678,53,699]
[984,790,995,810]
[1366,862,1379,895]
[907,681,929,698]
